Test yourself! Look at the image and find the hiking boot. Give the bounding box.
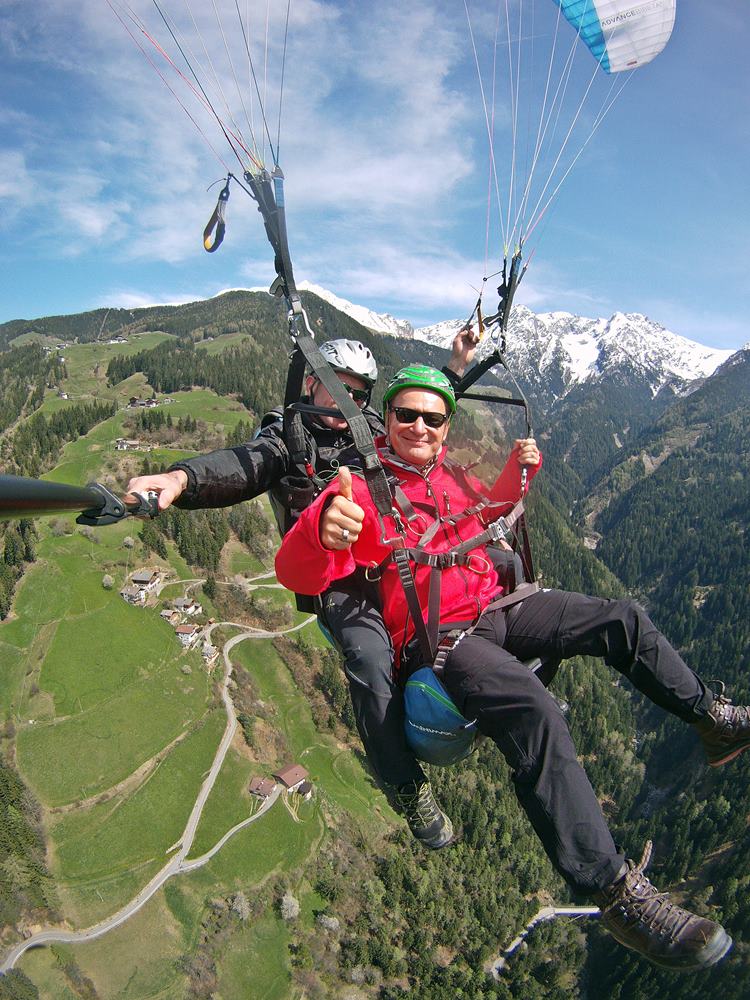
[694,682,750,766]
[593,841,732,971]
[395,780,454,849]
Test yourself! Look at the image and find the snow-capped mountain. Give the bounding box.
[301,283,734,405]
[298,282,414,339]
[415,307,733,402]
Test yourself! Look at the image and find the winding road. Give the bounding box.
[489,905,601,977]
[1,610,315,972]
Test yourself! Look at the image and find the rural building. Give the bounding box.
[201,641,219,666]
[115,438,142,451]
[297,780,313,801]
[174,597,202,616]
[175,624,200,648]
[160,608,180,625]
[131,570,161,591]
[120,585,145,605]
[249,776,277,799]
[58,391,69,399]
[273,764,309,791]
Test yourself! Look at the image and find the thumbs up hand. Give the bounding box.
[319,467,366,550]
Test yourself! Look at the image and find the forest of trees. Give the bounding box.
[1,400,115,479]
[0,345,64,439]
[0,755,58,943]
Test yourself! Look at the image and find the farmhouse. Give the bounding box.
[160,608,180,625]
[249,776,277,799]
[175,624,200,648]
[120,585,145,606]
[174,597,202,616]
[115,438,142,451]
[131,570,161,591]
[272,764,309,791]
[297,780,313,801]
[201,641,219,667]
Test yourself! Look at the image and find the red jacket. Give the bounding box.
[275,437,541,664]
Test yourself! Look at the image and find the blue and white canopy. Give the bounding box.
[554,0,677,73]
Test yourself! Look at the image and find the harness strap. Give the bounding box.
[393,547,435,661]
[296,331,393,517]
[393,485,420,523]
[246,165,396,527]
[405,499,525,569]
[431,581,541,678]
[391,494,529,670]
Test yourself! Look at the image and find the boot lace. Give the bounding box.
[710,681,750,733]
[397,782,441,827]
[605,841,699,942]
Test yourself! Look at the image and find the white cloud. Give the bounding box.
[97,288,202,310]
[0,151,34,202]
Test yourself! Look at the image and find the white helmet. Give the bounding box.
[318,339,378,388]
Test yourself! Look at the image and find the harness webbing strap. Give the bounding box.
[393,485,420,523]
[294,331,394,518]
[392,493,530,668]
[404,499,525,570]
[393,547,435,661]
[246,167,302,317]
[431,582,541,678]
[246,165,393,521]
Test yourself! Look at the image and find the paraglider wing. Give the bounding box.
[554,0,676,73]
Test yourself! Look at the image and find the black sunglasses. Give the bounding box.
[342,382,370,404]
[388,405,449,429]
[313,379,370,405]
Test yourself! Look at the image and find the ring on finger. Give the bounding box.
[341,528,350,542]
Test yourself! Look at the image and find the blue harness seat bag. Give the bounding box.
[403,666,479,766]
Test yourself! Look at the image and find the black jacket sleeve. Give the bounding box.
[168,420,290,509]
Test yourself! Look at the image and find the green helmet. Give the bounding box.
[382,364,456,416]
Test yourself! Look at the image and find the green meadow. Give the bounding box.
[49,711,226,923]
[232,639,391,828]
[50,332,175,403]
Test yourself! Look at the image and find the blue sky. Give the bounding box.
[0,1,747,348]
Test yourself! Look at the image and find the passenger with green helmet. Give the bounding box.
[276,362,747,972]
[282,362,540,849]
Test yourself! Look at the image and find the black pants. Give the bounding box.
[440,590,714,895]
[320,577,426,788]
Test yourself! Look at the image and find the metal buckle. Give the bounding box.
[437,633,460,651]
[465,554,491,574]
[379,507,409,548]
[364,562,382,582]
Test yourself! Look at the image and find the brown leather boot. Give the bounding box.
[694,682,750,766]
[593,842,732,970]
